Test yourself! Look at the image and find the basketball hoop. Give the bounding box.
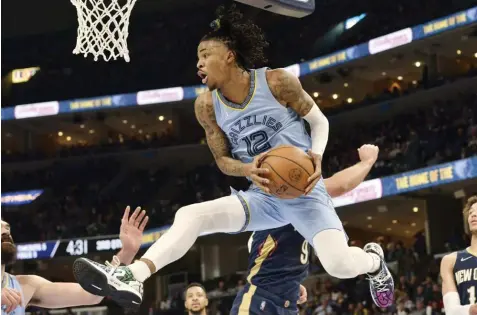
[71,0,138,62]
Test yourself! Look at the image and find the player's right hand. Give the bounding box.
[1,287,22,313]
[470,304,477,315]
[247,152,271,194]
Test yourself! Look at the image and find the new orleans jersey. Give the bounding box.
[453,249,477,305]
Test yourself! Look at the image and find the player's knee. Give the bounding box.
[320,250,360,279]
[174,204,200,223]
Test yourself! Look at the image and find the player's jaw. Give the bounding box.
[188,302,206,314]
[469,217,477,235]
[468,206,477,235]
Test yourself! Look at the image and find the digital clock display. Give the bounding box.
[16,237,122,260]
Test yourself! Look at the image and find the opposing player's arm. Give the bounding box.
[267,69,329,157]
[18,247,137,309]
[17,247,138,309]
[324,144,378,197]
[194,92,250,177]
[324,163,372,198]
[441,253,476,315]
[18,206,146,309]
[18,275,102,309]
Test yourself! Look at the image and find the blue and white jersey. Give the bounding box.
[211,67,311,163]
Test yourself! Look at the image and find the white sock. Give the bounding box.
[128,260,151,282]
[368,252,381,274]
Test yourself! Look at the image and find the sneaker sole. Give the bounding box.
[73,258,142,309]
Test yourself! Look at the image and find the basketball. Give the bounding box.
[259,146,315,199]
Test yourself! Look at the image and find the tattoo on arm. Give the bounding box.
[269,69,317,117]
[194,94,248,177]
[194,94,228,160]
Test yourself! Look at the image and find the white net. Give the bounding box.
[71,0,138,62]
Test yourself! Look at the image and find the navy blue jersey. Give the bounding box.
[453,249,477,305]
[246,224,310,304]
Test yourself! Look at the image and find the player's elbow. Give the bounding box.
[321,114,329,128]
[324,177,349,198]
[307,107,328,129]
[215,158,228,174]
[326,183,347,198]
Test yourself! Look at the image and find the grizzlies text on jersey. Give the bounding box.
[230,225,309,315]
[453,249,477,305]
[2,273,25,315]
[212,67,311,164]
[212,67,345,245]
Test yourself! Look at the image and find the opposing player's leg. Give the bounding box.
[73,187,285,308]
[281,178,394,308]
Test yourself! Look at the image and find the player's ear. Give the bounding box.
[226,49,236,64]
[205,298,209,307]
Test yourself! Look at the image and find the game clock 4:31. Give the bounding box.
[59,237,123,256]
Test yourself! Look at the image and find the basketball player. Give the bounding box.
[1,206,147,314]
[73,6,394,309]
[233,144,379,315]
[441,196,477,315]
[184,283,208,315]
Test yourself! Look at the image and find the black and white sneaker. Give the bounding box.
[73,257,143,309]
[363,243,395,308]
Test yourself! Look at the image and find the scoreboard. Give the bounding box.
[16,236,123,260]
[15,225,172,260]
[14,223,230,260]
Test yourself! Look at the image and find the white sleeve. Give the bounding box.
[443,292,471,315]
[303,105,329,157]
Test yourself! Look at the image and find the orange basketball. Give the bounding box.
[259,146,315,199]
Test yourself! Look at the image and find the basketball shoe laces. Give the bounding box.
[367,264,392,293]
[104,255,144,295]
[104,255,120,270]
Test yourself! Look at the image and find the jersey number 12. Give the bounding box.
[244,131,271,156]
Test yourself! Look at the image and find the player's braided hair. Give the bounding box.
[201,5,269,70]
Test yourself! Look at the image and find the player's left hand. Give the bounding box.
[298,285,307,304]
[305,150,322,195]
[358,144,379,166]
[120,206,149,254]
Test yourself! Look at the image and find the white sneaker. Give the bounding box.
[363,243,395,308]
[73,257,143,310]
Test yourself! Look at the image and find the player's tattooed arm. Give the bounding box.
[267,68,319,116]
[266,68,329,156]
[267,69,330,193]
[194,92,248,177]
